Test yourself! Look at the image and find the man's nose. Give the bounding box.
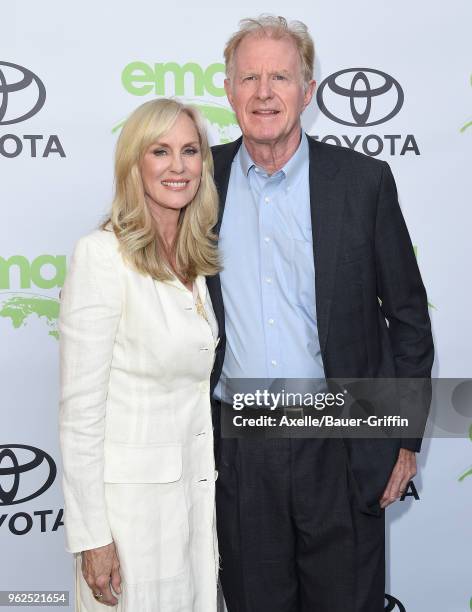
[256,75,273,100]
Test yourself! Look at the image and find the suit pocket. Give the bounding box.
[103,442,182,483]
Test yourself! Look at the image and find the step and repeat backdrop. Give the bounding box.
[1,1,471,611]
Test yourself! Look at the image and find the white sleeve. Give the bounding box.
[59,233,122,553]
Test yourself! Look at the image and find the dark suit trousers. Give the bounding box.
[216,437,385,612]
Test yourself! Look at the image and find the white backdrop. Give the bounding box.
[1,1,471,610]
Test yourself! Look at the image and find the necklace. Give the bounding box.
[193,285,209,323]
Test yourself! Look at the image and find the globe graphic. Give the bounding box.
[192,100,240,144]
[113,99,241,145]
[0,292,59,340]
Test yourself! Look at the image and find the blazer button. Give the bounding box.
[199,381,210,393]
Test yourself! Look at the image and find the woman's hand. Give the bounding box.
[81,542,122,606]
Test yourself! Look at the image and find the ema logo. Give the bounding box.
[122,61,226,97]
[317,68,404,127]
[384,594,406,611]
[0,255,65,340]
[118,60,240,145]
[0,445,63,535]
[314,67,419,157]
[0,61,65,158]
[0,62,46,125]
[0,445,56,506]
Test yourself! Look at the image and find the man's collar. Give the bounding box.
[282,132,308,188]
[239,140,256,177]
[238,132,309,187]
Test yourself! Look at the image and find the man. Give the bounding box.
[207,15,434,612]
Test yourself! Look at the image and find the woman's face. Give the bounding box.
[141,112,203,217]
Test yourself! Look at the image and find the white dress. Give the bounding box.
[59,230,219,611]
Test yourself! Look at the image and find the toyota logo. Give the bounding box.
[385,594,406,611]
[316,68,404,127]
[0,62,46,125]
[0,445,56,506]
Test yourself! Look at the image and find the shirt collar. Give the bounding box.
[238,131,309,188]
[239,140,256,177]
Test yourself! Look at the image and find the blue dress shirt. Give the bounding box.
[215,132,325,399]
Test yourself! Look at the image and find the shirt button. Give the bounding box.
[268,318,274,325]
[271,360,277,366]
[264,196,270,203]
[265,277,272,284]
[264,236,271,243]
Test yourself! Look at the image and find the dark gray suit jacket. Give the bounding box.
[207,135,434,514]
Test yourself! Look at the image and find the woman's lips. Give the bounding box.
[160,180,190,190]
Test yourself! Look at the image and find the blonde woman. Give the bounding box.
[59,98,223,611]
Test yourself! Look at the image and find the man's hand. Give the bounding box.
[81,541,121,606]
[379,448,416,509]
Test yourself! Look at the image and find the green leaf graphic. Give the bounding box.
[460,75,472,133]
[459,467,472,482]
[112,119,126,134]
[458,426,472,481]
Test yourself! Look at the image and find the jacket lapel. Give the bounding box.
[212,137,243,233]
[207,137,243,340]
[207,138,243,390]
[308,137,345,355]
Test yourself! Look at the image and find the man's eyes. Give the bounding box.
[241,74,288,82]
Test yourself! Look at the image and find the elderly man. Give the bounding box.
[207,15,433,612]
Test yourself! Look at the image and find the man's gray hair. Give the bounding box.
[224,14,315,88]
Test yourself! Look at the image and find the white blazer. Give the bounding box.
[59,229,219,611]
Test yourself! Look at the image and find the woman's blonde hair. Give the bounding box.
[224,15,315,89]
[103,98,219,282]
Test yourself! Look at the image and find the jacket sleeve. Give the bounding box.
[374,162,434,452]
[59,233,122,552]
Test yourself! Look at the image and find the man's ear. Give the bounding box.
[224,78,234,109]
[303,79,316,110]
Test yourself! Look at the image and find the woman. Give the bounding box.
[59,98,221,611]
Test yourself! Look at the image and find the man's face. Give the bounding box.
[225,34,315,147]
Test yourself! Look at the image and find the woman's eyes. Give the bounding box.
[152,147,200,156]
